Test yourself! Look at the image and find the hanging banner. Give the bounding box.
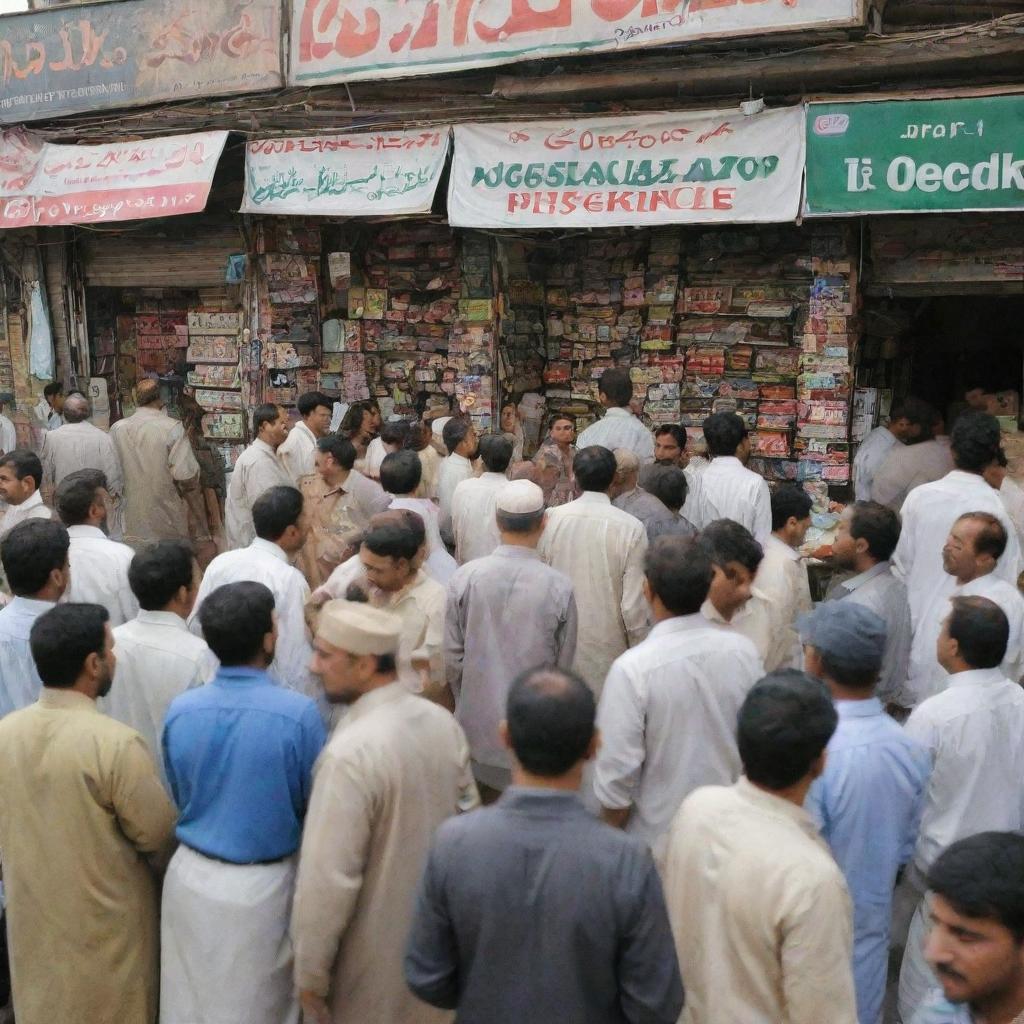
[805,95,1024,215]
[0,0,282,126]
[0,129,228,229]
[448,107,805,229]
[289,0,864,86]
[240,128,450,216]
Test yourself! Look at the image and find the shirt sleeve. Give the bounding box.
[620,524,651,648]
[103,436,125,498]
[273,573,315,692]
[557,591,579,670]
[296,704,327,813]
[892,494,917,582]
[594,661,646,812]
[40,433,54,489]
[443,577,466,698]
[111,733,178,858]
[751,479,772,547]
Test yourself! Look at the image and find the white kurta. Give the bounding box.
[101,610,215,790]
[451,472,507,564]
[853,426,899,502]
[692,456,772,546]
[278,421,318,485]
[64,524,138,627]
[437,453,474,547]
[0,412,16,455]
[753,535,813,670]
[999,475,1024,554]
[576,407,656,463]
[224,440,294,550]
[537,492,649,696]
[701,590,780,670]
[363,436,387,479]
[190,539,315,701]
[0,490,51,538]
[41,421,124,498]
[894,470,1023,628]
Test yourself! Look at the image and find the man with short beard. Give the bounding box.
[292,600,477,1024]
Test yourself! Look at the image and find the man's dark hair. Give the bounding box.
[380,420,411,447]
[199,582,275,667]
[642,465,688,512]
[129,541,195,611]
[0,449,43,489]
[928,832,1024,944]
[947,595,1009,669]
[548,413,574,432]
[30,603,109,689]
[698,519,764,575]
[645,537,712,616]
[55,468,107,527]
[253,403,282,434]
[496,507,544,535]
[252,486,303,542]
[363,521,424,562]
[442,416,473,455]
[738,671,838,790]
[848,501,901,562]
[951,411,1003,473]
[597,367,633,408]
[43,382,63,400]
[654,423,687,451]
[890,397,938,431]
[316,433,356,470]
[506,666,596,776]
[1,519,69,596]
[957,511,1008,562]
[380,450,422,496]
[573,445,616,493]
[297,391,332,418]
[703,412,748,458]
[771,486,813,532]
[815,652,879,691]
[339,401,372,436]
[479,434,514,474]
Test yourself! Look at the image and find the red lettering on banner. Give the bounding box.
[507,193,531,213]
[713,187,735,208]
[474,0,571,44]
[591,0,684,21]
[299,0,380,62]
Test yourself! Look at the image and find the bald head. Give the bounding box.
[612,447,641,497]
[136,380,162,407]
[62,394,91,423]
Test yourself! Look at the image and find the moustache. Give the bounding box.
[935,965,967,985]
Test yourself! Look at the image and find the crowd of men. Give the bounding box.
[1,366,1024,1024]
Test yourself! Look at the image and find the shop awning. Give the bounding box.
[239,128,451,217]
[0,129,229,230]
[447,107,806,229]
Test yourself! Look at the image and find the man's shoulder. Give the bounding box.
[168,679,317,723]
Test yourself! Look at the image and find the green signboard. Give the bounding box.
[804,95,1024,215]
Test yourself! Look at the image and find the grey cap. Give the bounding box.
[797,601,887,673]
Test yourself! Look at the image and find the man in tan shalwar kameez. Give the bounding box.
[291,600,478,1024]
[0,602,176,1024]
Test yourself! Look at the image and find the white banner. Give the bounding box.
[448,107,806,228]
[240,128,450,216]
[289,0,863,86]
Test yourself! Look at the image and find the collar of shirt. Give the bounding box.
[766,534,799,561]
[709,455,745,472]
[840,561,891,592]
[384,569,431,608]
[38,688,98,713]
[835,696,884,720]
[943,469,990,491]
[344,679,405,724]
[701,589,768,626]
[480,472,507,483]
[602,407,632,421]
[649,613,710,640]
[214,666,275,688]
[492,545,542,562]
[67,524,107,541]
[9,596,56,617]
[252,438,278,458]
[447,452,472,470]
[249,537,288,563]
[574,491,611,507]
[499,786,587,817]
[734,776,819,838]
[16,490,44,513]
[946,667,1010,690]
[292,421,316,446]
[134,609,189,631]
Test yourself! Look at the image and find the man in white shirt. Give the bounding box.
[537,446,649,696]
[437,417,479,548]
[0,450,52,538]
[594,535,763,851]
[693,412,771,545]
[55,469,137,627]
[895,411,1021,629]
[451,435,512,565]
[827,501,913,711]
[652,423,705,521]
[754,486,813,670]
[36,382,64,431]
[907,512,1024,706]
[278,391,333,485]
[576,367,655,463]
[100,540,214,790]
[193,486,316,706]
[224,403,294,550]
[699,518,780,669]
[898,596,1024,1022]
[0,402,17,456]
[853,397,932,502]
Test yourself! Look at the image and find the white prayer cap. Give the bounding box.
[316,600,402,657]
[431,415,453,438]
[496,479,544,515]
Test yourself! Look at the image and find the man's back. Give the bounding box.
[693,457,771,544]
[451,473,506,563]
[663,779,856,1024]
[65,525,138,626]
[42,420,123,493]
[405,788,683,1024]
[613,487,678,543]
[224,440,292,549]
[577,408,655,462]
[870,438,953,511]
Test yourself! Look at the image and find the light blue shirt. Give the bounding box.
[162,666,326,863]
[0,597,55,719]
[807,697,931,1024]
[911,991,973,1023]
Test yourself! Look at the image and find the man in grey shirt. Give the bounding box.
[611,448,683,543]
[404,665,684,1024]
[444,479,578,797]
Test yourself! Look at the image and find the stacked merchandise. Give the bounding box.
[113,299,189,415]
[185,308,244,468]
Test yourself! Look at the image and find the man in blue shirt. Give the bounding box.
[803,600,931,1024]
[911,832,1024,1024]
[161,580,325,1024]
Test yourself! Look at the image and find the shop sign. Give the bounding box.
[0,129,228,228]
[804,95,1024,215]
[289,0,863,86]
[0,0,282,125]
[240,129,450,216]
[448,107,805,229]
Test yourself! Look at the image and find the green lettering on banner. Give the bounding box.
[804,95,1024,215]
